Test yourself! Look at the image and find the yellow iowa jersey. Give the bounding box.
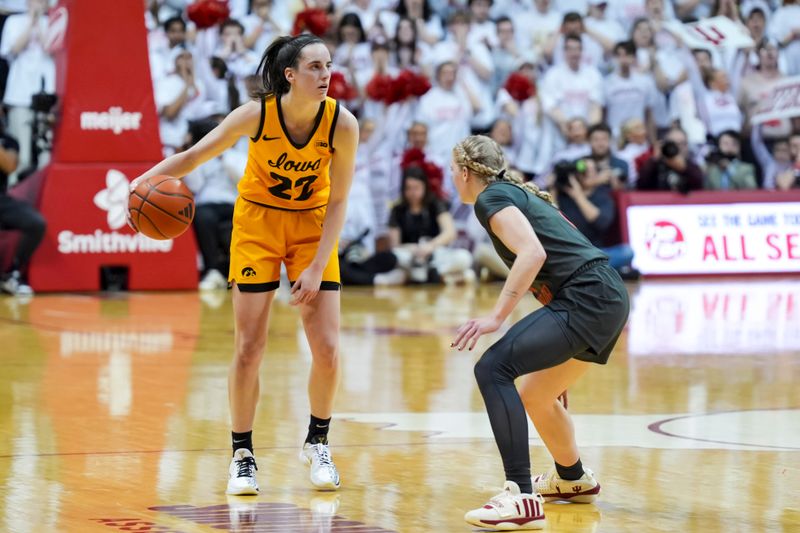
[238,95,339,210]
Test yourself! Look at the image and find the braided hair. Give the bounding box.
[452,135,555,206]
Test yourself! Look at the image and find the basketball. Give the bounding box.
[128,175,195,240]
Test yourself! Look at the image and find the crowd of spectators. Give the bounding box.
[2,0,800,292]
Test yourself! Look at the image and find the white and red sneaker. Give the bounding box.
[464,481,545,531]
[532,468,600,503]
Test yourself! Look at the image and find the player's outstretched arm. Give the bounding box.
[129,101,261,191]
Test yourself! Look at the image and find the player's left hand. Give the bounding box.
[452,315,503,351]
[290,266,323,306]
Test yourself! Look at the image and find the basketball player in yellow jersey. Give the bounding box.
[129,34,358,495]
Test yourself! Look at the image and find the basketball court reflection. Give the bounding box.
[0,279,798,532]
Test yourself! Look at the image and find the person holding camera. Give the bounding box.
[705,130,757,190]
[552,158,639,278]
[637,127,704,192]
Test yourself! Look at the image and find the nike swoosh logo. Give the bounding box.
[315,424,328,428]
[262,135,280,141]
[233,439,248,443]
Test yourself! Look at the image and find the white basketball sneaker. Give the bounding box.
[226,448,259,495]
[533,468,600,503]
[300,442,341,490]
[464,481,546,531]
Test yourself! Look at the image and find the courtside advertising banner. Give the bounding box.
[29,164,198,291]
[50,0,162,163]
[627,202,800,275]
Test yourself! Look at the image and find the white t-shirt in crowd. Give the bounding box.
[342,142,381,252]
[183,155,240,206]
[154,75,213,150]
[149,43,195,82]
[490,0,535,19]
[469,20,498,49]
[607,0,647,32]
[584,16,627,47]
[552,34,606,70]
[430,39,496,130]
[513,9,561,54]
[415,85,473,174]
[540,63,603,120]
[0,1,26,13]
[556,0,588,15]
[339,4,381,34]
[512,96,551,175]
[768,5,800,43]
[604,70,659,137]
[241,15,280,57]
[702,90,743,137]
[332,42,373,73]
[227,0,248,20]
[769,11,800,77]
[0,13,55,107]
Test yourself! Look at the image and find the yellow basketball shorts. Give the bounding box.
[228,198,340,292]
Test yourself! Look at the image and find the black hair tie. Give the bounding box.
[496,169,506,180]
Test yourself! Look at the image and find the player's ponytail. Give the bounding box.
[253,34,324,98]
[453,135,556,206]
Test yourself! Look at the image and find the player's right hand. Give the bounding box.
[129,175,146,193]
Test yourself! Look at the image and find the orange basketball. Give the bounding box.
[128,175,194,240]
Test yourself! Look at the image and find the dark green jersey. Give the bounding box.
[474,181,607,303]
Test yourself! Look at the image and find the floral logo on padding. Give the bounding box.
[93,169,130,230]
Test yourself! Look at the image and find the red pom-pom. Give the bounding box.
[292,8,330,37]
[328,71,357,100]
[398,69,431,98]
[422,161,444,199]
[503,72,536,102]
[186,0,230,30]
[401,149,445,200]
[365,73,394,102]
[386,75,411,105]
[401,147,426,168]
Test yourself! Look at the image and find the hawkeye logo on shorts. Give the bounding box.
[241,267,257,278]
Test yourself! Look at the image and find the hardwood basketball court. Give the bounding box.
[0,279,798,532]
